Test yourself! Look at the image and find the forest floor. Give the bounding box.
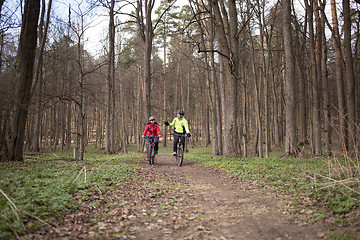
[27,154,359,240]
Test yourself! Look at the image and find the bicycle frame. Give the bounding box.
[145,136,158,165]
[174,133,187,166]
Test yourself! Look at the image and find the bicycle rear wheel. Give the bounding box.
[176,144,184,166]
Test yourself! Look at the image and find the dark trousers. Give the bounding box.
[173,134,185,153]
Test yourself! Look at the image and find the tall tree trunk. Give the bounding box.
[343,0,356,153]
[356,11,360,145]
[136,0,155,120]
[257,0,268,157]
[202,12,219,154]
[32,0,52,152]
[283,0,299,155]
[321,10,332,156]
[250,32,263,158]
[330,0,348,151]
[4,0,40,162]
[294,12,308,147]
[211,0,240,157]
[219,55,226,155]
[105,0,115,154]
[314,0,332,156]
[163,36,167,147]
[306,0,322,155]
[137,65,142,152]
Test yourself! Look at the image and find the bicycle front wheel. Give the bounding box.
[151,152,155,165]
[147,145,153,165]
[176,145,184,166]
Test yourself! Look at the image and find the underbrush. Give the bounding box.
[0,148,141,239]
[187,147,360,223]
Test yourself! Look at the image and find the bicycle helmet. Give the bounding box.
[149,116,155,121]
[177,110,184,115]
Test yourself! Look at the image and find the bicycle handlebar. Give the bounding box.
[173,133,189,137]
[144,136,160,139]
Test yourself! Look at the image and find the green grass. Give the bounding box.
[0,148,141,239]
[1,144,359,238]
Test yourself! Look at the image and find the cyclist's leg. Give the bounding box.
[173,134,179,156]
[181,135,186,151]
[146,138,150,159]
[154,137,159,154]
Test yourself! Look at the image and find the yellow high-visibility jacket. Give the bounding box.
[169,117,190,134]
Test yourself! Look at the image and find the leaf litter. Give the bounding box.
[24,154,359,239]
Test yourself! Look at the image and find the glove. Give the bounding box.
[187,133,191,137]
[164,121,169,126]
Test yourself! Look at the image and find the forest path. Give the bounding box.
[36,154,340,239]
[125,154,330,240]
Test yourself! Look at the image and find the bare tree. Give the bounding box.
[305,0,322,155]
[136,0,155,120]
[343,0,356,153]
[31,0,52,152]
[330,0,348,151]
[3,0,40,161]
[282,0,299,155]
[105,0,116,153]
[210,0,241,157]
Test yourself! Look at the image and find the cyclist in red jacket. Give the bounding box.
[142,116,162,154]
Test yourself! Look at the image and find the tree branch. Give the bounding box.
[196,43,230,60]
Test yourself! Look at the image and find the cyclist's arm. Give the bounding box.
[184,120,190,134]
[169,118,176,127]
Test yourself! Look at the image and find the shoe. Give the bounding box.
[173,152,177,156]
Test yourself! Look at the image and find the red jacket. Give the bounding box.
[142,123,161,137]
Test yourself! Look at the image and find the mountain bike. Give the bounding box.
[145,136,158,165]
[174,133,187,167]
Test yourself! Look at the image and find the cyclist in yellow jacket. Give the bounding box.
[164,110,191,156]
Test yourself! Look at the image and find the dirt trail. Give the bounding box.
[34,154,355,240]
[130,155,330,240]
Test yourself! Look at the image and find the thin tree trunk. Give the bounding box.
[163,36,167,147]
[202,14,219,154]
[343,0,356,153]
[330,0,348,152]
[321,14,332,156]
[136,0,155,120]
[306,0,322,155]
[219,55,226,155]
[105,0,115,154]
[250,33,263,158]
[137,65,142,152]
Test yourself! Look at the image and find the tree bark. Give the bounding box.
[343,0,356,153]
[306,0,322,155]
[210,0,240,157]
[136,0,155,121]
[4,0,40,162]
[282,0,299,155]
[330,0,348,151]
[105,0,115,153]
[314,0,332,156]
[32,0,52,152]
[163,35,167,147]
[321,13,332,156]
